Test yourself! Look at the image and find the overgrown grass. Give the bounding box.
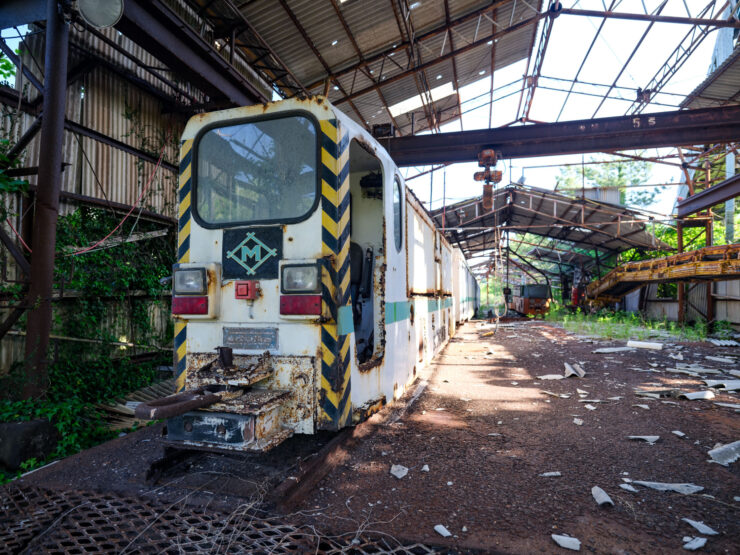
[544,304,717,342]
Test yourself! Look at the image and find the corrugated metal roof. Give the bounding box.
[681,43,740,109]
[429,185,670,256]
[187,0,541,134]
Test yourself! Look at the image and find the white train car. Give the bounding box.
[154,97,479,451]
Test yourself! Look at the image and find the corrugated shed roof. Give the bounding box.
[187,0,542,134]
[681,43,740,109]
[429,185,671,256]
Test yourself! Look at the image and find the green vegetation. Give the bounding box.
[0,51,16,86]
[544,304,713,342]
[555,156,661,208]
[0,208,175,483]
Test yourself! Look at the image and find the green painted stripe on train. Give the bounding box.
[384,297,471,325]
[426,298,453,311]
[337,305,354,336]
[385,300,412,324]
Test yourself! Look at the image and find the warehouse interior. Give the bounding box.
[0,1,739,552]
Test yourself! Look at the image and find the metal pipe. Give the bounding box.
[559,8,740,28]
[23,0,68,399]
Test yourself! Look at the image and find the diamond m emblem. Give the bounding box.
[226,232,278,276]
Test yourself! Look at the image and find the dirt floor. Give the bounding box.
[292,320,739,553]
[6,319,740,553]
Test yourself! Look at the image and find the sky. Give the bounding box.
[399,0,730,220]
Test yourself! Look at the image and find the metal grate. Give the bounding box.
[0,485,435,554]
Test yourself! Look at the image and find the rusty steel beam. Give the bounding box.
[64,119,178,174]
[23,0,68,398]
[591,1,667,119]
[22,186,177,226]
[0,226,30,276]
[677,173,740,218]
[381,105,740,166]
[115,0,268,106]
[560,8,740,27]
[219,0,309,97]
[443,0,464,131]
[0,37,44,93]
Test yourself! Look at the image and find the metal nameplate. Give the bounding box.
[223,327,278,350]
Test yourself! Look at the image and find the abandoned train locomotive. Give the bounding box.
[140,97,479,451]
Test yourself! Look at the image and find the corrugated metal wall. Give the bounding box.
[629,281,740,327]
[1,24,194,374]
[16,26,183,218]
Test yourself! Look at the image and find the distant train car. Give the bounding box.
[141,97,479,452]
[507,284,551,316]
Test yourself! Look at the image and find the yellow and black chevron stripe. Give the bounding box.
[174,139,193,392]
[318,118,352,430]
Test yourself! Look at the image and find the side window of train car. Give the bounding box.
[393,176,403,252]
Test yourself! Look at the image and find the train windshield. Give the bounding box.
[195,114,318,226]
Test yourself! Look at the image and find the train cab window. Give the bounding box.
[393,176,403,252]
[194,114,319,227]
[349,140,385,364]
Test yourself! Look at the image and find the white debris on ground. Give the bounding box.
[551,534,581,551]
[703,379,740,391]
[539,471,562,477]
[564,362,586,378]
[713,402,740,410]
[681,518,718,536]
[390,464,408,479]
[707,338,740,347]
[593,347,634,354]
[705,356,735,364]
[591,486,614,507]
[632,481,704,494]
[627,340,663,350]
[672,430,686,438]
[537,374,564,380]
[707,440,740,466]
[628,436,660,445]
[619,483,639,492]
[679,391,716,400]
[573,418,584,426]
[434,524,451,538]
[421,464,429,472]
[682,537,707,551]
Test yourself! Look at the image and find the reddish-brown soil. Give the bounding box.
[292,321,739,553]
[11,320,740,553]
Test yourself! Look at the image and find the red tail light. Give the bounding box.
[172,296,208,315]
[280,295,321,315]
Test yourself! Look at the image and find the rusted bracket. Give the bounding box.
[0,300,27,341]
[135,387,224,420]
[0,226,30,276]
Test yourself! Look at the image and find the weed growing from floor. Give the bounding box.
[544,304,716,342]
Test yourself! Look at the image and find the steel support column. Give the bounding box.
[677,222,684,324]
[706,217,713,327]
[23,0,68,398]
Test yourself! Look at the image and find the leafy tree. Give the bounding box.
[555,156,662,208]
[0,52,15,85]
